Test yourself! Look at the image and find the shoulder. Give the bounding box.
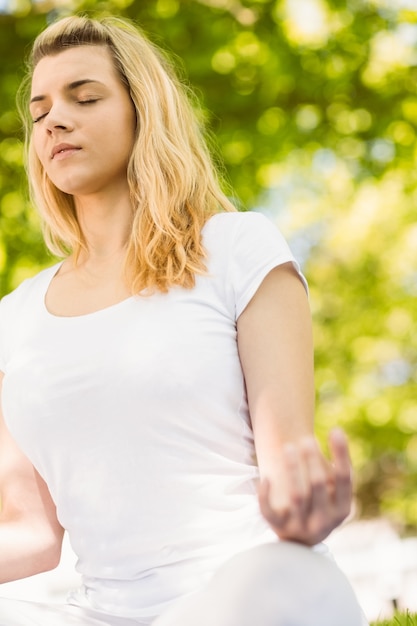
[203,210,276,240]
[0,263,60,372]
[201,211,307,319]
[202,210,298,268]
[0,263,62,315]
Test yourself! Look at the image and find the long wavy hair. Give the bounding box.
[17,15,236,293]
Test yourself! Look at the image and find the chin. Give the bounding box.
[50,179,93,197]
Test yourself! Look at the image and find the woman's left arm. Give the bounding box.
[237,262,352,546]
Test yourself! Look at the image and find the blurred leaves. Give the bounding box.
[0,0,416,530]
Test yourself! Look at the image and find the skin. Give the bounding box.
[30,46,136,200]
[0,44,352,583]
[30,45,137,316]
[237,263,352,545]
[0,371,64,582]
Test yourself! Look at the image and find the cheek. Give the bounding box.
[123,102,137,148]
[31,132,47,166]
[117,118,136,160]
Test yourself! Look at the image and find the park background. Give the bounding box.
[0,0,416,621]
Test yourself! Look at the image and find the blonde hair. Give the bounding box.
[18,15,236,293]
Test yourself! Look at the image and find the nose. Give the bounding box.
[45,102,73,134]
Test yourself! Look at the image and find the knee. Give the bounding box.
[207,541,363,626]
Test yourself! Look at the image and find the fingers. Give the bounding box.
[258,430,353,545]
[281,443,311,515]
[328,428,353,520]
[258,477,290,529]
[299,437,329,512]
[329,428,351,474]
[259,442,313,525]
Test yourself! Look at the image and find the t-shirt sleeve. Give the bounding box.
[230,211,307,319]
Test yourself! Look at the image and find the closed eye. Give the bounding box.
[32,99,98,122]
[32,112,48,124]
[77,99,99,105]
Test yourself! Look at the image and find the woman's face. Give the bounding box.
[30,45,137,199]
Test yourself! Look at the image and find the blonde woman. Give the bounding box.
[0,15,365,626]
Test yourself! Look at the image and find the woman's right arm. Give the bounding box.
[0,372,64,583]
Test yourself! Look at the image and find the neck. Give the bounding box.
[74,190,133,263]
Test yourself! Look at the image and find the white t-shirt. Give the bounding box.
[0,211,306,622]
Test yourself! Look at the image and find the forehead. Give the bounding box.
[31,45,119,93]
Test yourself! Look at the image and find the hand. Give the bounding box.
[258,428,352,546]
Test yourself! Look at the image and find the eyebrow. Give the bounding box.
[30,79,104,105]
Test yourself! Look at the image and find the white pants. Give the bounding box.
[0,542,367,626]
[0,600,145,626]
[155,542,366,626]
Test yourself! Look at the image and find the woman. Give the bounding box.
[0,15,365,626]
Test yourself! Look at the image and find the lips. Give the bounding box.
[51,143,81,159]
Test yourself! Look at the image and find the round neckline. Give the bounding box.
[42,262,135,320]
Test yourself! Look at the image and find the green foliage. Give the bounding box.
[0,0,416,528]
[0,10,54,294]
[372,611,417,626]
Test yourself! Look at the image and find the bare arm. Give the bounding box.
[237,263,352,546]
[0,372,64,582]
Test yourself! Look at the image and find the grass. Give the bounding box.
[372,612,417,626]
